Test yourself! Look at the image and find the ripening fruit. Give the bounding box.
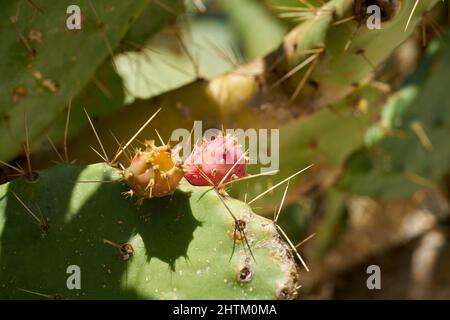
[184,134,246,186]
[122,141,184,202]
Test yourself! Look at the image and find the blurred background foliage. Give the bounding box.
[1,0,450,299]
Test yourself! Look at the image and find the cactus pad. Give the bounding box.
[122,141,184,201]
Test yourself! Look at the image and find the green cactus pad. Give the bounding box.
[44,0,185,146]
[338,31,450,200]
[0,163,300,299]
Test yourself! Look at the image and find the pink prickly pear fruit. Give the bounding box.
[183,134,246,186]
[122,141,184,202]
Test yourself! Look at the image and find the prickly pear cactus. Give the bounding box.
[338,31,450,200]
[209,0,439,121]
[65,0,441,151]
[0,163,300,299]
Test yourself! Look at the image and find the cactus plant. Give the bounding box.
[0,162,301,299]
[1,0,449,300]
[216,0,288,59]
